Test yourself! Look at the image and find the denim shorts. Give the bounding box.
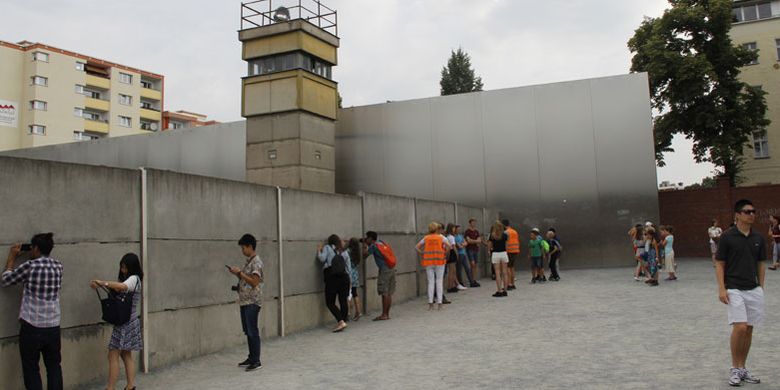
[531,256,543,268]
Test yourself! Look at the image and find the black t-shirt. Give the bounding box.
[716,227,767,290]
[490,233,509,252]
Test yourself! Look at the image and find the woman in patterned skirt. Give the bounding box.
[90,253,143,390]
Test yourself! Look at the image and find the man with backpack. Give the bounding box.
[363,231,397,321]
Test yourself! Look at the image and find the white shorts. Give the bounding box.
[491,251,509,264]
[727,287,765,326]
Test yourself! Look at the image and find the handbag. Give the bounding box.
[95,282,136,326]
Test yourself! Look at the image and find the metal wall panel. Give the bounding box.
[335,73,660,267]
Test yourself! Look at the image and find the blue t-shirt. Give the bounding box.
[665,235,674,253]
[454,234,467,256]
[368,242,388,271]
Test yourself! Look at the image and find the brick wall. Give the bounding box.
[658,177,780,257]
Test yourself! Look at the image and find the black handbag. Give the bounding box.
[95,284,136,326]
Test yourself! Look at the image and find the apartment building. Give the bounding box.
[0,40,163,151]
[731,1,780,185]
[162,110,219,130]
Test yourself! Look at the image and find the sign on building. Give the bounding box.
[0,99,19,128]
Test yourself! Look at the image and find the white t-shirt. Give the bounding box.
[708,226,722,244]
[122,275,140,292]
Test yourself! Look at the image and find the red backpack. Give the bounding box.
[375,241,397,269]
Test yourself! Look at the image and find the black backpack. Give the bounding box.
[329,253,348,276]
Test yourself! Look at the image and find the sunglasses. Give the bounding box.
[740,209,757,215]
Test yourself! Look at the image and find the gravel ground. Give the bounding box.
[90,258,780,389]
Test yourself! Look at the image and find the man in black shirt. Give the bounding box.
[715,199,766,387]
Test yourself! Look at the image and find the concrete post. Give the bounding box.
[139,168,149,373]
[413,198,420,297]
[277,186,285,338]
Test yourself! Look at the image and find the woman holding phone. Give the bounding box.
[89,253,143,390]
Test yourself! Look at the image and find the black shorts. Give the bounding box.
[351,287,358,297]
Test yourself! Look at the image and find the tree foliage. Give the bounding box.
[684,175,718,189]
[440,48,484,96]
[628,0,769,185]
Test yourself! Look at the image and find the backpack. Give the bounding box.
[329,252,349,276]
[375,241,397,269]
[541,239,550,254]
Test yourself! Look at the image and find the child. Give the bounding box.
[546,230,562,281]
[528,228,545,283]
[643,228,660,286]
[660,226,677,281]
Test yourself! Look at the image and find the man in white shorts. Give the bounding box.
[710,219,723,266]
[715,199,767,387]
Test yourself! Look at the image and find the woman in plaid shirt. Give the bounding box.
[2,233,63,390]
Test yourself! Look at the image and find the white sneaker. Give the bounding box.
[729,367,743,386]
[456,284,467,290]
[633,277,641,281]
[740,368,760,384]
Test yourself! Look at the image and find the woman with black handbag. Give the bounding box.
[90,253,143,390]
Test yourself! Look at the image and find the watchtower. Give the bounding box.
[239,1,339,192]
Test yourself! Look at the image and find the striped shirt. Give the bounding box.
[1,257,63,328]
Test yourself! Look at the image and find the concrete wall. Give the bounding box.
[0,156,499,389]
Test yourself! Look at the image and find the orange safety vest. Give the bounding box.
[421,234,447,267]
[506,228,520,254]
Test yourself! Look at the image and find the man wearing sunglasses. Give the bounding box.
[715,199,767,387]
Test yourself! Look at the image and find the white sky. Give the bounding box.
[0,0,714,185]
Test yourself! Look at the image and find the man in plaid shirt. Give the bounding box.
[2,233,63,390]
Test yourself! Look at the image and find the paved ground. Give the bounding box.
[93,259,780,389]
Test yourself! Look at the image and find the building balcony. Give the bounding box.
[140,108,161,121]
[86,74,110,90]
[141,87,162,101]
[84,118,109,134]
[85,97,110,112]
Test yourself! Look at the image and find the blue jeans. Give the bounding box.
[456,253,475,284]
[240,304,261,363]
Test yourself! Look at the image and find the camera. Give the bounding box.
[231,285,239,292]
[20,244,31,252]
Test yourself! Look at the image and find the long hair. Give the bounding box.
[348,237,361,266]
[119,253,144,282]
[327,234,342,250]
[633,226,644,241]
[490,221,505,240]
[445,223,456,236]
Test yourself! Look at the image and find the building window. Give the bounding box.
[119,72,133,84]
[73,131,99,141]
[170,122,183,130]
[28,125,46,135]
[733,2,773,22]
[32,76,48,86]
[141,80,152,89]
[75,84,85,94]
[141,101,153,110]
[29,100,47,111]
[32,52,49,62]
[247,52,333,80]
[743,42,759,65]
[83,111,101,121]
[753,131,770,158]
[119,94,132,106]
[75,61,85,71]
[118,116,132,127]
[140,121,159,131]
[776,39,780,61]
[74,107,84,118]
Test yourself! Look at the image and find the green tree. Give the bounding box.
[684,175,718,189]
[440,48,484,96]
[628,0,769,185]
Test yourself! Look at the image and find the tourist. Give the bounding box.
[89,253,144,389]
[416,222,450,309]
[709,219,723,267]
[227,234,264,370]
[364,231,397,320]
[715,199,766,386]
[643,228,660,286]
[631,224,645,281]
[529,228,545,284]
[502,219,520,290]
[317,234,350,332]
[767,216,780,270]
[454,224,476,289]
[487,221,509,297]
[546,230,562,281]
[660,226,677,281]
[346,238,362,321]
[1,233,63,390]
[445,223,464,293]
[464,218,482,286]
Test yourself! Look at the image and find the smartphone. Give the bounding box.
[20,244,32,252]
